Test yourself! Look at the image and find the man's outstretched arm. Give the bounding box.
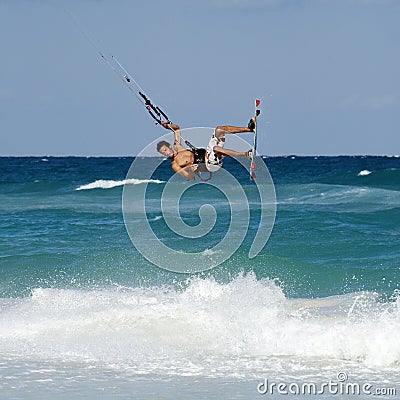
[160,121,185,152]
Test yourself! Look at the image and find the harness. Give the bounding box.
[184,141,212,182]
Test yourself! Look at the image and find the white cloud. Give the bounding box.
[343,0,400,4]
[311,0,400,5]
[211,0,289,8]
[209,0,400,7]
[341,94,400,109]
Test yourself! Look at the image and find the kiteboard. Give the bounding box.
[250,99,261,180]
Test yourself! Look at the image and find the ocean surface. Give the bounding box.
[0,155,399,399]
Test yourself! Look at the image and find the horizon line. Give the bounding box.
[0,154,399,158]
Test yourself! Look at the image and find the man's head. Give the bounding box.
[157,140,173,157]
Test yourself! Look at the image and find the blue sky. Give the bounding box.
[1,0,399,156]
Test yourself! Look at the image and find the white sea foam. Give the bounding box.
[0,274,399,380]
[75,178,164,191]
[358,170,372,176]
[149,215,162,222]
[278,183,400,212]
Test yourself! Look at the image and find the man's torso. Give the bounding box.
[172,149,194,168]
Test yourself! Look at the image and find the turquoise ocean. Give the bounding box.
[1,155,399,399]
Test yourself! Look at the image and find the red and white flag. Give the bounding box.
[255,99,261,108]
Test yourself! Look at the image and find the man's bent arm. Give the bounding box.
[171,162,196,181]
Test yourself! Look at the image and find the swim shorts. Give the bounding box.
[206,133,225,166]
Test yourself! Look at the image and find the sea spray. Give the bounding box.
[1,274,399,379]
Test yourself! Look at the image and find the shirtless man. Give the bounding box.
[156,115,257,181]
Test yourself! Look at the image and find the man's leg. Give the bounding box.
[214,115,257,137]
[213,146,251,158]
[206,115,256,164]
[214,125,252,136]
